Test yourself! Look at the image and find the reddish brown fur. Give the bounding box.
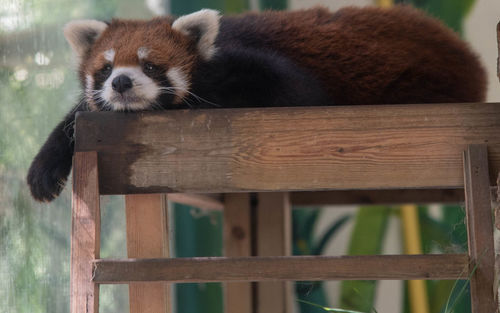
[79,17,196,82]
[220,6,487,104]
[80,6,486,105]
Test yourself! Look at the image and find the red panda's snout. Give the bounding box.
[64,9,221,111]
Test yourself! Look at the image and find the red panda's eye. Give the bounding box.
[100,64,113,76]
[143,62,157,73]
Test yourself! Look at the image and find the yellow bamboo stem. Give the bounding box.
[376,0,394,8]
[401,204,430,313]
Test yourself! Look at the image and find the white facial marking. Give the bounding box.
[172,9,220,60]
[101,66,160,111]
[166,67,190,103]
[85,74,97,109]
[104,49,115,62]
[137,47,149,59]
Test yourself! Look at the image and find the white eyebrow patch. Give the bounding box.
[137,47,149,59]
[166,67,190,102]
[103,49,115,62]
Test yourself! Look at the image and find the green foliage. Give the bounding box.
[260,0,287,10]
[293,208,351,313]
[172,0,248,15]
[174,204,223,313]
[395,0,476,34]
[340,206,390,313]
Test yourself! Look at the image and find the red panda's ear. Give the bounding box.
[63,20,108,62]
[172,9,221,60]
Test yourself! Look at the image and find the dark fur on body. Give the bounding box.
[27,6,486,201]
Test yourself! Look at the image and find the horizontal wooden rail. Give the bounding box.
[92,254,469,283]
[75,103,500,194]
[291,188,466,205]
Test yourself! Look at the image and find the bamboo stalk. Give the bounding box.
[401,205,430,313]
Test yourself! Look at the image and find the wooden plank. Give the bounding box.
[125,194,171,313]
[71,151,100,313]
[167,193,224,211]
[223,193,253,313]
[291,188,465,205]
[463,145,498,313]
[256,193,292,313]
[92,254,469,283]
[74,103,500,194]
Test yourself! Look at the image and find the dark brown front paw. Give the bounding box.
[26,152,72,202]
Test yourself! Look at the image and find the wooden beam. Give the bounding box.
[256,193,293,313]
[159,188,468,210]
[71,151,100,313]
[74,103,500,194]
[463,145,498,313]
[291,188,465,205]
[126,194,171,313]
[224,194,253,313]
[167,193,224,211]
[92,254,469,283]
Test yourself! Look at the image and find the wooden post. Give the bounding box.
[224,193,253,313]
[463,145,498,313]
[256,192,293,313]
[71,151,100,313]
[497,20,499,83]
[126,194,171,313]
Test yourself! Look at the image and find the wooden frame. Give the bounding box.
[75,103,500,194]
[70,104,500,313]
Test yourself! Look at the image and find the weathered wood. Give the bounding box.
[256,193,292,313]
[74,103,500,194]
[92,254,469,283]
[71,151,100,313]
[224,194,253,313]
[497,20,500,83]
[463,145,498,313]
[167,193,224,211]
[126,194,171,313]
[291,188,465,205]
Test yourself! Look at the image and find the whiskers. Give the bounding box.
[87,89,113,111]
[157,86,221,109]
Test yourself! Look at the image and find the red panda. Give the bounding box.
[27,6,487,202]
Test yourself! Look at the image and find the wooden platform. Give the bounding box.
[75,102,500,194]
[71,103,500,313]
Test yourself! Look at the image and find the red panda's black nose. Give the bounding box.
[112,75,133,93]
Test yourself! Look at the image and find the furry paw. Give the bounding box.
[26,152,71,202]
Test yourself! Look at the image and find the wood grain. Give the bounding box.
[91,254,469,283]
[463,145,498,313]
[126,194,171,313]
[256,193,293,313]
[223,193,253,313]
[71,151,100,313]
[75,103,500,194]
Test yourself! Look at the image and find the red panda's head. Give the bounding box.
[63,9,220,111]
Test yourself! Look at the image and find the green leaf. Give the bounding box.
[395,0,477,34]
[312,215,351,255]
[340,206,390,312]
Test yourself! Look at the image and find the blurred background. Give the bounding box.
[1,0,499,312]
